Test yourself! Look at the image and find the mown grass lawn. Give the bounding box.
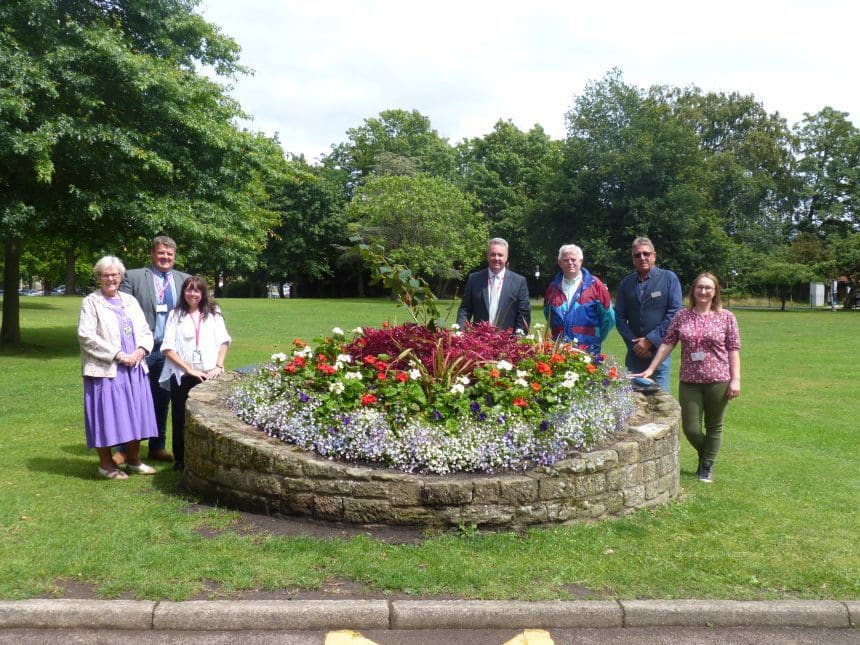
[0,296,857,600]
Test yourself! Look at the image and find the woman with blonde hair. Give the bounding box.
[633,272,741,483]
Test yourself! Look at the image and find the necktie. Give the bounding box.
[488,274,500,325]
[161,272,174,310]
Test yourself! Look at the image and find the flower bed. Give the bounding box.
[228,322,635,474]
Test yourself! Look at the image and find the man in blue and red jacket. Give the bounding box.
[543,244,615,353]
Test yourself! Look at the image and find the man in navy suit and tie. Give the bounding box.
[615,237,682,391]
[457,238,531,333]
[114,236,190,465]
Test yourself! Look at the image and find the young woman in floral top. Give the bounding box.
[633,272,741,483]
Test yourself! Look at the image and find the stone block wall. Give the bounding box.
[183,373,681,530]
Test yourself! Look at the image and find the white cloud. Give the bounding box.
[199,0,859,161]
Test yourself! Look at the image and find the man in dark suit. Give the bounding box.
[457,238,531,333]
[615,237,682,391]
[114,236,190,464]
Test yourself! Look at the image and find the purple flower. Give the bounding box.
[539,420,549,433]
[433,410,443,421]
[299,392,309,402]
[470,401,481,413]
[477,412,487,422]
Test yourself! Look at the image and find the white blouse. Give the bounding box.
[159,308,231,386]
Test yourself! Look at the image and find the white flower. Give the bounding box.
[524,334,535,341]
[408,368,421,380]
[449,383,465,394]
[582,355,592,364]
[515,328,524,335]
[450,323,460,331]
[331,327,344,336]
[496,360,513,371]
[516,369,529,379]
[561,371,580,388]
[533,322,545,330]
[515,378,529,387]
[456,375,470,385]
[294,345,314,358]
[336,353,352,364]
[351,326,363,335]
[328,381,345,394]
[343,371,363,380]
[271,352,287,363]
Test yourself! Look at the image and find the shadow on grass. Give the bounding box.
[0,326,80,358]
[28,454,182,490]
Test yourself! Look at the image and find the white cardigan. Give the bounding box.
[159,308,231,386]
[78,291,153,378]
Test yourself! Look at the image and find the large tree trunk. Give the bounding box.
[1,237,22,347]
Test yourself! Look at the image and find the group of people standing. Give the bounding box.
[457,236,741,483]
[77,236,231,480]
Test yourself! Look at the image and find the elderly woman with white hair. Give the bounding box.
[77,256,158,479]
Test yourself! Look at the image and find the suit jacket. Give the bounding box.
[120,266,191,333]
[456,268,531,332]
[614,266,682,350]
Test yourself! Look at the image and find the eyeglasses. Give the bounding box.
[633,252,653,259]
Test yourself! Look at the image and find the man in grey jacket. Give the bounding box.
[114,236,190,464]
[615,237,682,391]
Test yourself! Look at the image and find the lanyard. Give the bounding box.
[153,273,171,303]
[190,311,202,348]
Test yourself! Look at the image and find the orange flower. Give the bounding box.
[382,321,390,328]
[531,382,541,392]
[586,363,597,374]
[292,338,306,348]
[549,353,564,364]
[489,368,501,378]
[513,397,529,408]
[608,366,619,379]
[536,361,552,376]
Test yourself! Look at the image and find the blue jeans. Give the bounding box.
[118,343,168,454]
[625,349,672,392]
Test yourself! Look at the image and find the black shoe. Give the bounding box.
[172,461,185,472]
[698,460,714,483]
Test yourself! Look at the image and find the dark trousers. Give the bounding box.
[170,374,202,465]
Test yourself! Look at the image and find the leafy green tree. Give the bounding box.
[1,0,281,346]
[346,174,488,289]
[456,120,557,276]
[323,109,458,192]
[664,87,798,252]
[794,107,860,237]
[748,257,815,311]
[816,233,860,308]
[531,69,730,286]
[260,159,349,296]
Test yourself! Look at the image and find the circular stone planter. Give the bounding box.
[183,372,682,530]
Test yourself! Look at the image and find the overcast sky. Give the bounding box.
[197,0,859,163]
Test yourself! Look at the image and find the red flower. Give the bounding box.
[284,364,297,374]
[608,366,619,379]
[531,382,541,392]
[536,361,552,375]
[513,397,529,408]
[317,354,328,363]
[395,372,408,383]
[360,393,377,406]
[317,363,336,375]
[382,321,390,328]
[292,356,306,368]
[363,355,378,365]
[377,371,387,381]
[549,353,564,364]
[586,364,597,374]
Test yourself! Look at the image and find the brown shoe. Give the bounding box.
[112,451,126,466]
[148,449,174,462]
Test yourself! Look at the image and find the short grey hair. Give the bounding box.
[557,244,583,261]
[152,235,177,251]
[93,255,126,280]
[631,237,655,253]
[487,237,508,252]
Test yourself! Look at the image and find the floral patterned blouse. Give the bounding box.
[663,308,741,383]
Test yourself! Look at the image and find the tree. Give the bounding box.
[794,107,860,237]
[1,0,281,346]
[530,69,731,286]
[346,174,488,290]
[749,258,814,311]
[456,120,557,276]
[322,109,458,193]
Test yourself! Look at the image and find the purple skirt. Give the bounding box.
[83,364,158,448]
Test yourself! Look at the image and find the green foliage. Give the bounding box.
[347,174,489,282]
